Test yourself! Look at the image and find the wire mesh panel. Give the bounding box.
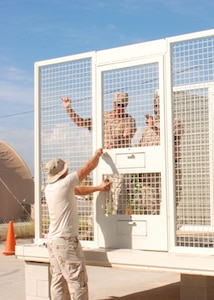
[104,173,161,215]
[103,63,159,148]
[39,57,94,240]
[171,36,214,248]
[101,63,163,216]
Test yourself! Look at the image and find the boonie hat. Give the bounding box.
[113,92,129,107]
[45,158,69,184]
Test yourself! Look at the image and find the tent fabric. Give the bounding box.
[0,140,34,221]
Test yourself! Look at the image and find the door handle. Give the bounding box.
[128,221,136,226]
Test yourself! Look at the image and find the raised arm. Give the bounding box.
[77,148,103,182]
[61,97,92,131]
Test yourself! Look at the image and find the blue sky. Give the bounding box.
[0,0,213,175]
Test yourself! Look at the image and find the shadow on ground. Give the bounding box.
[98,282,180,300]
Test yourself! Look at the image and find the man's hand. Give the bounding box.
[95,148,103,157]
[61,97,71,109]
[74,178,111,195]
[99,179,111,192]
[145,114,154,128]
[123,128,132,137]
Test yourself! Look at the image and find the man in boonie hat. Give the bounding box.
[61,91,136,215]
[45,158,70,184]
[45,148,111,300]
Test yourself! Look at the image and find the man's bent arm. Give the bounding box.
[75,179,111,195]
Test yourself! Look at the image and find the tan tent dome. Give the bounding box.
[0,140,34,222]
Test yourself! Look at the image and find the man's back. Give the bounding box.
[45,172,79,238]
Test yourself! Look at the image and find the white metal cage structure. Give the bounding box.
[35,29,214,253]
[171,35,214,249]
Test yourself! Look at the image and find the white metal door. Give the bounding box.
[95,56,168,251]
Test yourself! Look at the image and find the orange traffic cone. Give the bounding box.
[2,221,16,255]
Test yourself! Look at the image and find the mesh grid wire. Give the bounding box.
[104,173,161,215]
[102,63,162,216]
[40,58,94,240]
[172,36,214,247]
[103,63,159,148]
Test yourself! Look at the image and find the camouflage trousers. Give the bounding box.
[47,237,88,300]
